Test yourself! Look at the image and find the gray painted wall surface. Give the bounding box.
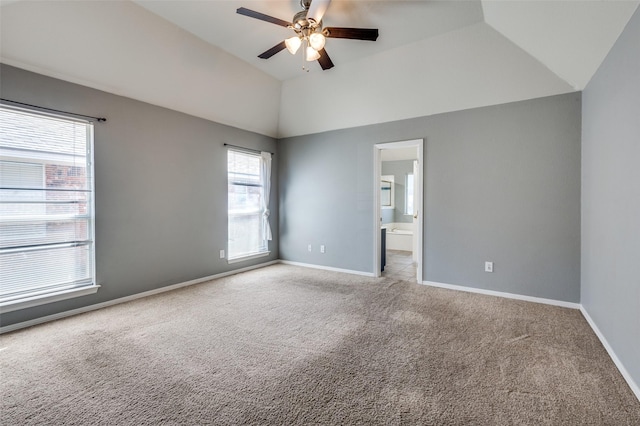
[279,93,581,302]
[581,8,640,387]
[381,207,394,225]
[381,160,414,224]
[0,64,278,327]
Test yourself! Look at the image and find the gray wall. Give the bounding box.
[381,160,414,224]
[581,8,640,388]
[279,93,581,302]
[381,206,394,225]
[0,64,279,327]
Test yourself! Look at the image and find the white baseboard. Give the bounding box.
[0,260,278,334]
[278,260,375,277]
[422,280,581,309]
[579,306,640,402]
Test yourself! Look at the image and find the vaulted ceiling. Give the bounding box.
[1,1,638,138]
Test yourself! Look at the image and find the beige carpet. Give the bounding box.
[1,264,639,425]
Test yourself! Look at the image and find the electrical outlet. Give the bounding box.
[219,250,225,259]
[485,261,493,273]
[320,245,325,253]
[308,244,312,252]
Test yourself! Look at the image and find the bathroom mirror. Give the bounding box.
[381,175,394,208]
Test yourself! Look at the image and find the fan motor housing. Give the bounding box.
[293,10,308,29]
[292,10,321,32]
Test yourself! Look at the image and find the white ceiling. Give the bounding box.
[482,0,639,90]
[1,1,638,138]
[133,0,486,82]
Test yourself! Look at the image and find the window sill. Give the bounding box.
[228,251,271,264]
[0,285,100,314]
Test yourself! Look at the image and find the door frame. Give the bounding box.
[373,139,424,282]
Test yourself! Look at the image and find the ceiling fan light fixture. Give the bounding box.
[306,46,321,61]
[285,36,302,54]
[237,1,377,72]
[308,32,326,51]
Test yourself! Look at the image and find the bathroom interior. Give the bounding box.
[380,147,418,282]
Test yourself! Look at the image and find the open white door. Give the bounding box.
[412,160,419,264]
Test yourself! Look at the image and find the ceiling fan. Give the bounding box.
[237,0,379,71]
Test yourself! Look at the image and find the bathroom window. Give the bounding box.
[405,173,414,215]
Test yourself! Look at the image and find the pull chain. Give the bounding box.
[302,38,310,72]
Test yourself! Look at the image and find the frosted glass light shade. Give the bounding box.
[285,36,302,54]
[306,46,321,61]
[309,33,326,51]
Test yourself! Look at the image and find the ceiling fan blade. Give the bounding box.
[306,0,331,26]
[323,27,379,41]
[258,41,287,59]
[236,7,291,28]
[317,48,334,70]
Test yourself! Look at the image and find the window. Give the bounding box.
[0,106,97,312]
[227,149,271,262]
[405,173,414,215]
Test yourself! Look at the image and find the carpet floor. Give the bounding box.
[1,264,639,425]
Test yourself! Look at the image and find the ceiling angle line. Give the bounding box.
[0,98,107,122]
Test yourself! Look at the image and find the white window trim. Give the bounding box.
[227,251,271,264]
[0,284,100,313]
[227,149,270,260]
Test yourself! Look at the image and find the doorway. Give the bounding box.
[373,139,424,282]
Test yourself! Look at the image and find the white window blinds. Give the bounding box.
[0,106,96,306]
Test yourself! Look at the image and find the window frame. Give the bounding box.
[227,149,270,263]
[0,106,99,313]
[405,172,414,216]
